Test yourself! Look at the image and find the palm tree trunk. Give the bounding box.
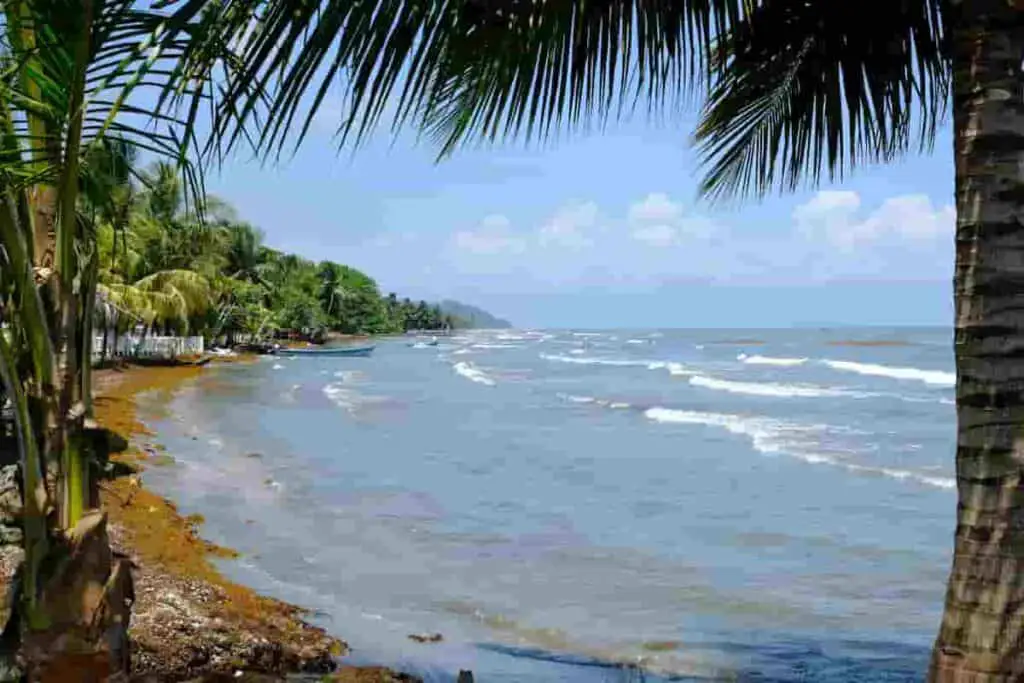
[930,3,1024,680]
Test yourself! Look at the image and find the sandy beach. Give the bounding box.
[91,361,418,682]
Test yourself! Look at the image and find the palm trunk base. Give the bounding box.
[20,511,133,682]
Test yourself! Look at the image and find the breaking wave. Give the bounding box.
[689,375,870,399]
[453,362,497,386]
[541,353,692,377]
[643,408,953,490]
[739,354,808,367]
[822,360,955,387]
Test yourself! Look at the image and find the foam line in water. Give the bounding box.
[821,360,954,387]
[689,375,869,399]
[453,361,497,386]
[739,354,809,367]
[558,394,632,409]
[643,407,953,490]
[541,353,693,376]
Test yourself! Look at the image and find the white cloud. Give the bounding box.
[537,201,598,250]
[628,192,716,246]
[629,192,682,225]
[794,190,953,249]
[453,214,526,255]
[382,189,954,294]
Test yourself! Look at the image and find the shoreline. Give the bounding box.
[92,361,420,682]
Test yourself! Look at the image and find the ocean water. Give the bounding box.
[137,328,956,682]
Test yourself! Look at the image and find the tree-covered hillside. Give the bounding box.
[438,300,513,329]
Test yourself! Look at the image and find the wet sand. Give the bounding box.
[92,362,419,682]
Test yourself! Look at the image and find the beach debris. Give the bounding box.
[407,632,443,644]
[457,671,474,683]
[0,466,21,525]
[245,452,263,459]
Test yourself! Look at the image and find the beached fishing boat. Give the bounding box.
[287,344,376,357]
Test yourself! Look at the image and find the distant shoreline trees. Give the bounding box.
[95,160,461,350]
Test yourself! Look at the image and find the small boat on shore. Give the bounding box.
[287,344,376,357]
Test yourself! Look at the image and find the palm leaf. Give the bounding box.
[693,0,948,201]
[201,0,749,160]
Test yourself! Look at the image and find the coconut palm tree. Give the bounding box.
[0,0,240,674]
[317,261,350,326]
[100,270,212,337]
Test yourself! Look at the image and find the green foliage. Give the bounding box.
[93,162,455,342]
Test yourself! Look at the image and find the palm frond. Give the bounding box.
[202,0,749,160]
[693,0,948,202]
[134,268,212,315]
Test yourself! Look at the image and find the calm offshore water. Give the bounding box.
[138,328,956,682]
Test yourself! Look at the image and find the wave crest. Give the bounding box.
[739,354,808,367]
[822,360,954,386]
[453,361,497,386]
[690,375,863,399]
[643,407,953,490]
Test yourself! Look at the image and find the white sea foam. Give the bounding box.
[646,361,694,376]
[558,393,632,410]
[453,362,496,386]
[689,375,864,399]
[569,349,586,355]
[844,463,956,490]
[643,407,954,490]
[626,339,647,345]
[322,382,358,410]
[332,370,363,382]
[272,363,284,370]
[452,348,473,356]
[739,354,809,367]
[822,360,955,386]
[472,343,519,349]
[542,353,646,367]
[644,408,793,457]
[542,353,695,378]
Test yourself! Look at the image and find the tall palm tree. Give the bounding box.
[100,270,212,337]
[0,0,239,675]
[317,261,350,325]
[226,223,268,285]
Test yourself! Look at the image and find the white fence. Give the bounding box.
[92,331,204,361]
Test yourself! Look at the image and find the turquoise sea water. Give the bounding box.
[137,328,955,682]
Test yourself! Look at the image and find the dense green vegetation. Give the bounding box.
[96,160,459,350]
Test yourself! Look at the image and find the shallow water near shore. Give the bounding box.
[136,327,953,682]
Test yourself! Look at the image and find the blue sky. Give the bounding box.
[205,108,954,329]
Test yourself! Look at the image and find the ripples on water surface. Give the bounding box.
[138,328,954,681]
